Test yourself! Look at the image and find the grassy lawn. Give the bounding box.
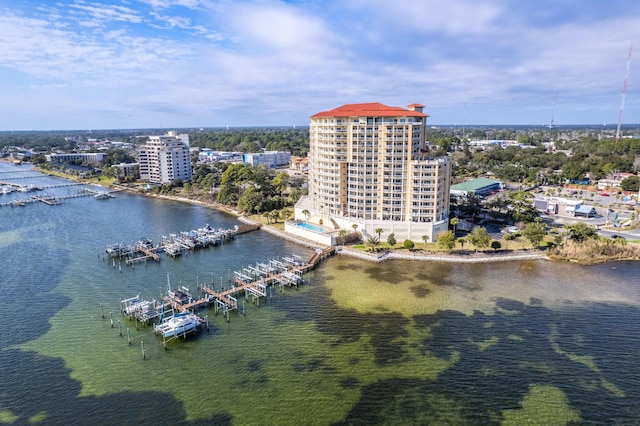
[247,214,285,231]
[350,236,539,254]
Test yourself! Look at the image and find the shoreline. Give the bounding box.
[120,186,549,264]
[32,175,634,265]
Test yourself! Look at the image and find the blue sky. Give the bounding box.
[0,0,638,130]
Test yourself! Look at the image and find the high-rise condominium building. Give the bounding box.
[138,132,192,184]
[294,102,451,243]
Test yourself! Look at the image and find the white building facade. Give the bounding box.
[243,151,291,168]
[46,152,105,164]
[291,102,451,244]
[138,133,192,184]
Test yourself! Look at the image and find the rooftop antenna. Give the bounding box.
[615,43,633,143]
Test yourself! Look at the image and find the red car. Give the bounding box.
[600,192,610,196]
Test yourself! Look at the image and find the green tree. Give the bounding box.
[521,221,547,248]
[237,186,265,214]
[436,231,455,251]
[507,191,537,223]
[102,166,116,179]
[272,172,289,196]
[565,223,598,242]
[31,153,47,166]
[403,239,415,250]
[217,163,250,205]
[387,233,396,246]
[491,240,502,251]
[280,208,292,222]
[366,236,380,252]
[337,229,347,246]
[457,237,467,251]
[252,165,276,196]
[468,227,491,253]
[450,217,459,236]
[562,161,588,182]
[621,176,639,192]
[422,234,429,249]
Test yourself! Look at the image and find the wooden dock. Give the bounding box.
[114,249,337,345]
[125,245,161,264]
[107,223,262,265]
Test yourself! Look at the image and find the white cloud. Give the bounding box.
[0,0,639,129]
[67,2,142,24]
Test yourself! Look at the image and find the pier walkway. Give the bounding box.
[0,186,120,207]
[115,249,337,347]
[107,223,262,265]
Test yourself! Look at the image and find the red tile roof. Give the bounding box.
[311,102,428,118]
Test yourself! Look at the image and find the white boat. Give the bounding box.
[106,243,132,258]
[1,185,15,195]
[169,285,192,305]
[17,184,36,192]
[164,244,182,257]
[154,312,202,338]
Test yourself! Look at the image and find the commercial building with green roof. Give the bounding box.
[450,177,502,197]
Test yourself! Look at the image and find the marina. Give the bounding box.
[105,223,261,265]
[154,312,203,339]
[0,185,120,207]
[3,162,640,424]
[119,249,336,347]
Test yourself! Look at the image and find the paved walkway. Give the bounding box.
[238,216,548,264]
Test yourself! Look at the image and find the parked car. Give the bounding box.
[600,192,610,196]
[611,235,626,240]
[504,226,519,233]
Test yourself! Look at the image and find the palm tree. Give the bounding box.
[280,208,292,222]
[301,209,310,221]
[351,223,358,232]
[421,235,429,249]
[337,228,347,246]
[366,236,380,252]
[270,210,280,224]
[450,217,459,236]
[375,227,383,240]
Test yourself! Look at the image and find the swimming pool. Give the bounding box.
[296,222,326,232]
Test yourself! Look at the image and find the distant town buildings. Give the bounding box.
[243,151,291,168]
[597,172,636,190]
[138,132,192,184]
[197,150,243,163]
[45,152,105,165]
[291,102,451,244]
[289,156,308,172]
[450,177,502,198]
[112,162,139,181]
[197,149,296,170]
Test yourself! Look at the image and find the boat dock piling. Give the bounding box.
[108,247,336,351]
[105,223,262,265]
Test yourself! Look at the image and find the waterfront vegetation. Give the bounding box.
[548,238,640,264]
[4,126,640,264]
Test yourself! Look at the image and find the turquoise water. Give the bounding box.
[296,221,326,232]
[1,162,640,425]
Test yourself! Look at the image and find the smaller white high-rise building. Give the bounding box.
[138,132,192,184]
